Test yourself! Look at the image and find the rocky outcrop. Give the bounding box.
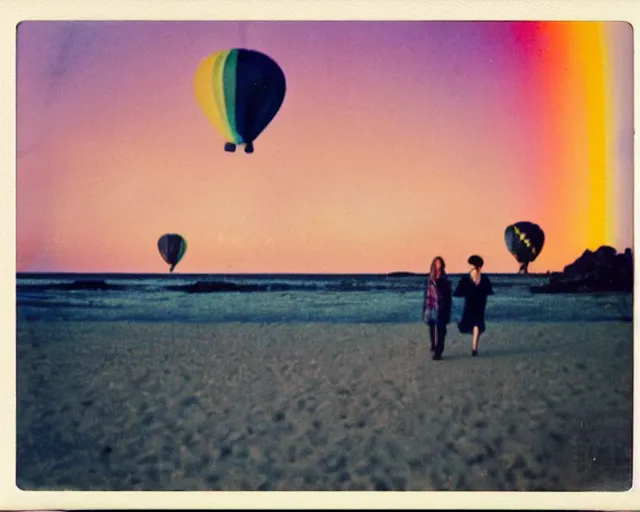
[165,281,299,293]
[17,280,124,292]
[530,246,633,294]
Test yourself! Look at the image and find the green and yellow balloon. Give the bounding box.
[158,234,187,273]
[194,48,287,154]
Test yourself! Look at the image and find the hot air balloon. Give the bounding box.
[504,222,545,274]
[194,48,286,154]
[158,234,187,273]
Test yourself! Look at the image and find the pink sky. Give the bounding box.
[16,21,634,273]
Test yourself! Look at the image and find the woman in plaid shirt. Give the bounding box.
[422,256,453,361]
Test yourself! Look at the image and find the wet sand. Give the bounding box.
[16,320,633,491]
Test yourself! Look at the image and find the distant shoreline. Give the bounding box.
[16,271,551,279]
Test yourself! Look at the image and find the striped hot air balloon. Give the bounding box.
[504,222,545,274]
[158,234,187,273]
[194,48,287,154]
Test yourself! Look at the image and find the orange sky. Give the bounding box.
[16,21,634,274]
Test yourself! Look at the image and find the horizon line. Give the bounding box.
[16,270,551,276]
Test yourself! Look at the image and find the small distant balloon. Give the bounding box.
[158,234,187,273]
[193,48,287,154]
[504,222,545,274]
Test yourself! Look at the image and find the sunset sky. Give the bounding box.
[16,21,633,274]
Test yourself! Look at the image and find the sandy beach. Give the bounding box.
[16,320,633,491]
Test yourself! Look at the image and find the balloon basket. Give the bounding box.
[224,142,237,152]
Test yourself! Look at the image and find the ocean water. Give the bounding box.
[16,273,633,325]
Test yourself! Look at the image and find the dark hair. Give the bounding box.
[468,255,484,269]
[430,256,446,281]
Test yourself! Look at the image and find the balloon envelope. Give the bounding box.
[194,48,287,153]
[504,222,545,266]
[158,234,187,272]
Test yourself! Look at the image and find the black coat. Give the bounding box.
[453,274,494,334]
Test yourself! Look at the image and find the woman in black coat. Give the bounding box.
[454,254,494,357]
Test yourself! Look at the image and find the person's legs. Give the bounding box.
[428,323,436,352]
[472,325,481,356]
[431,324,441,360]
[435,323,447,358]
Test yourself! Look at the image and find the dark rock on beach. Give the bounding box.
[387,271,420,278]
[531,246,633,294]
[66,280,118,291]
[16,280,124,292]
[166,281,295,294]
[167,281,265,294]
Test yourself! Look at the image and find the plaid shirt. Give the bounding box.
[424,277,440,322]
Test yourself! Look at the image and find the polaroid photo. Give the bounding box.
[1,0,639,510]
